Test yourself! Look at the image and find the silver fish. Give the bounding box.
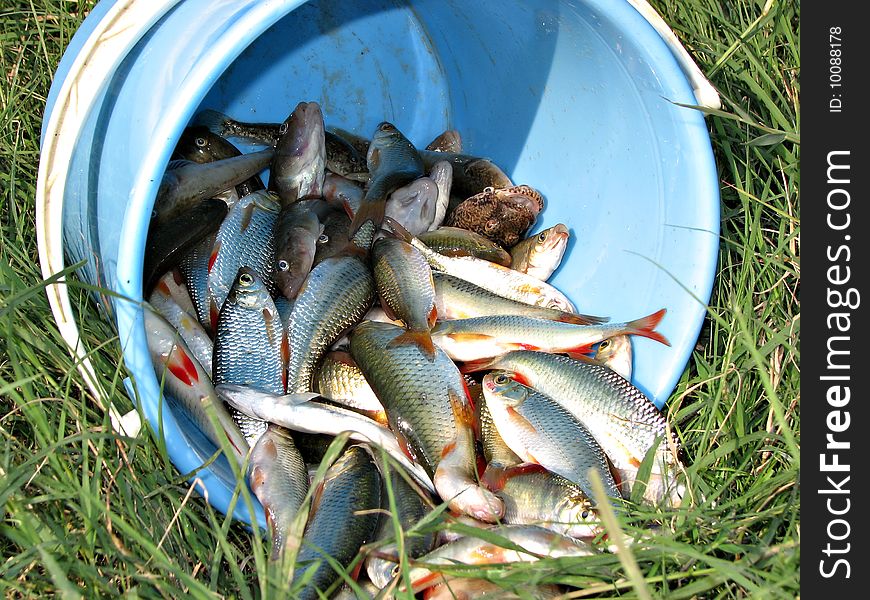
[285,253,376,393]
[212,268,287,443]
[384,217,576,314]
[463,351,684,507]
[273,198,332,300]
[291,445,382,600]
[247,423,309,560]
[482,371,622,503]
[179,234,215,333]
[216,384,433,493]
[430,310,668,363]
[594,335,633,380]
[349,121,425,241]
[348,321,503,522]
[401,525,595,595]
[431,272,603,325]
[148,276,214,374]
[144,308,248,465]
[509,223,570,281]
[207,190,280,330]
[153,149,273,225]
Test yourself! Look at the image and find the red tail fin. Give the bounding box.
[625,308,670,346]
[388,329,438,362]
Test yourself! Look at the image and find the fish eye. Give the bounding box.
[599,340,610,350]
[279,122,289,135]
[484,219,499,232]
[391,565,400,577]
[379,122,395,132]
[484,186,495,194]
[239,272,254,285]
[277,260,290,272]
[538,231,547,242]
[318,234,329,244]
[195,137,207,148]
[493,373,509,385]
[581,510,590,519]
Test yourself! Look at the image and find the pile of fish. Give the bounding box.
[143,100,686,598]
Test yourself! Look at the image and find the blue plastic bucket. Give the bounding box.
[41,0,720,527]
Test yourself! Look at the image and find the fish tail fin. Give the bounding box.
[209,298,220,333]
[564,350,598,362]
[624,308,669,346]
[348,196,386,239]
[557,312,610,325]
[457,356,499,374]
[447,388,475,429]
[341,199,356,220]
[336,238,371,260]
[480,462,507,491]
[388,329,438,362]
[381,215,413,242]
[552,340,595,357]
[192,109,231,137]
[482,462,549,492]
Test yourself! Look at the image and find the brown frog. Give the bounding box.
[445,184,545,248]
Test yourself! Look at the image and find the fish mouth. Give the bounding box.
[287,102,324,157]
[542,229,569,251]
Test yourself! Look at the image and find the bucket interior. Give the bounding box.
[108,0,718,527]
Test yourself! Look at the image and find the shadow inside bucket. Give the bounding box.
[197,0,560,174]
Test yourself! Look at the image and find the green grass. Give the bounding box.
[1,0,799,597]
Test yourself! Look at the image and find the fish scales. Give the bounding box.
[207,191,280,322]
[486,464,599,538]
[431,311,666,362]
[293,445,381,600]
[213,269,286,442]
[179,234,214,331]
[315,351,384,416]
[248,424,309,560]
[483,372,621,502]
[478,396,521,468]
[348,321,503,521]
[432,272,604,325]
[348,322,463,477]
[478,351,677,473]
[285,255,375,393]
[372,237,436,335]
